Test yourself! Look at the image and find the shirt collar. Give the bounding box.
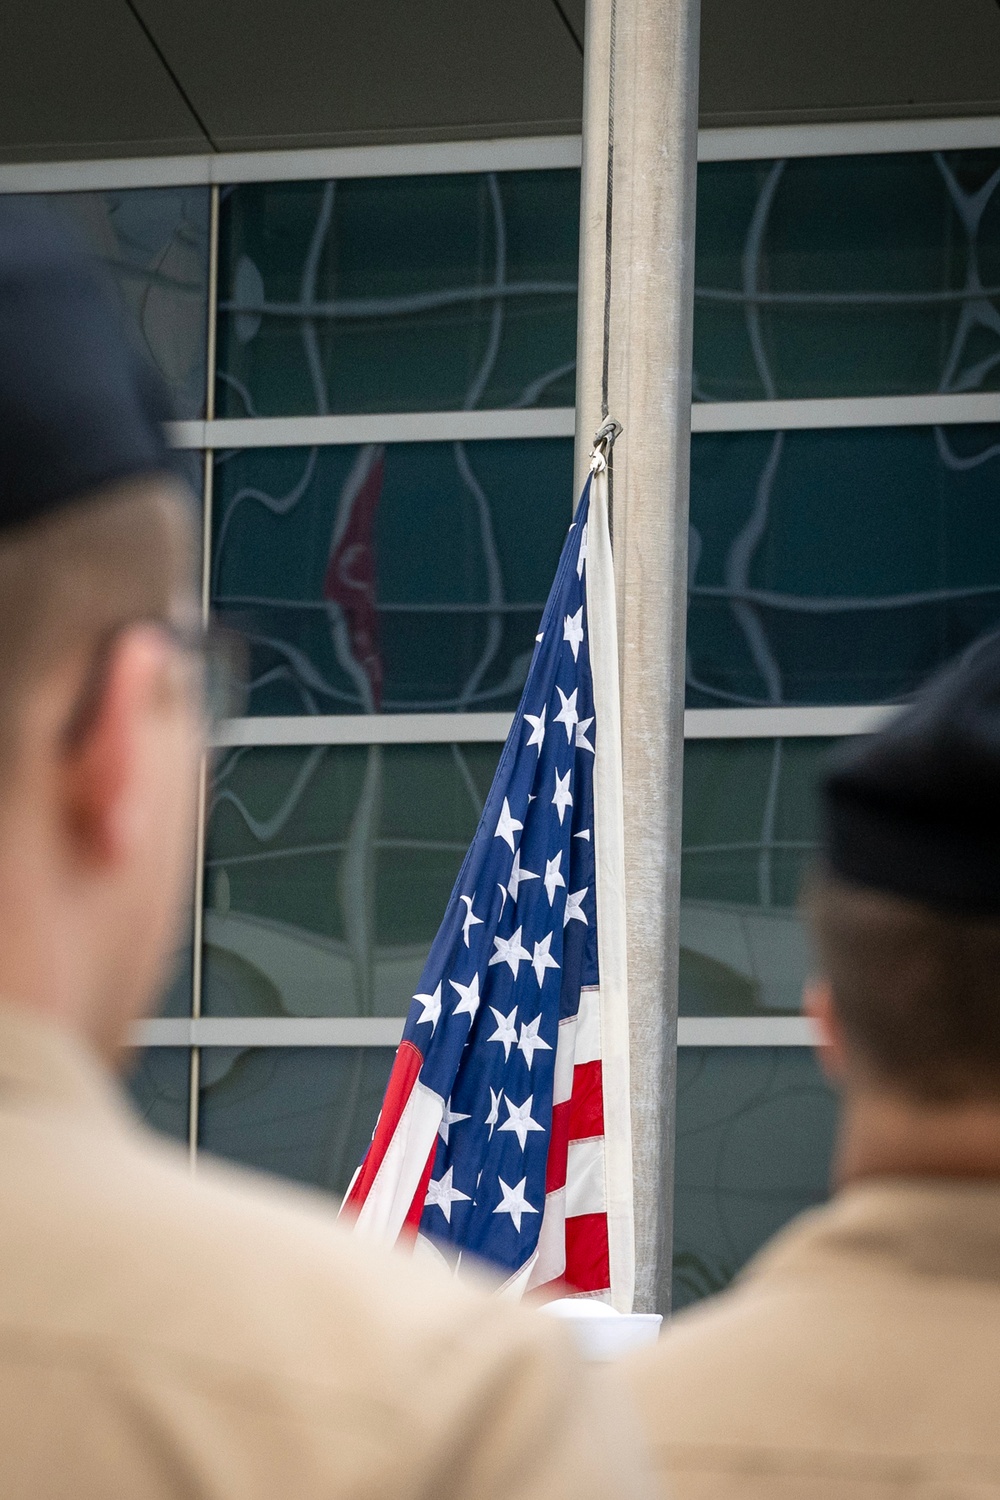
[747,1177,1000,1289]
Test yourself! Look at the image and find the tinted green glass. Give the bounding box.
[197,1046,394,1195]
[216,172,579,417]
[203,742,501,1017]
[694,151,1000,400]
[125,1048,190,1144]
[673,1047,836,1309]
[688,425,1000,708]
[212,439,572,715]
[680,738,833,1016]
[16,188,210,418]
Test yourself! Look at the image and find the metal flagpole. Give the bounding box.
[574,0,701,1313]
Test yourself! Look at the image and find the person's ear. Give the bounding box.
[61,626,173,869]
[803,978,849,1083]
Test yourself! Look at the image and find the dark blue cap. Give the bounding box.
[823,631,1000,914]
[0,199,174,530]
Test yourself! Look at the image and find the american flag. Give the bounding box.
[343,454,634,1308]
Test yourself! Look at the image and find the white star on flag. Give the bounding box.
[564,888,588,926]
[449,973,481,1020]
[439,1100,470,1144]
[563,606,584,661]
[576,717,595,754]
[494,797,523,852]
[552,767,573,825]
[576,519,589,578]
[543,851,566,905]
[425,1166,471,1223]
[485,1086,503,1138]
[487,1005,519,1061]
[493,1175,538,1234]
[554,687,579,743]
[524,707,546,751]
[518,1012,554,1067]
[413,983,442,1030]
[529,933,560,989]
[498,1094,545,1150]
[459,894,483,946]
[507,850,539,901]
[489,926,531,979]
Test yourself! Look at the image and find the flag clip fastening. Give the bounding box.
[590,418,623,473]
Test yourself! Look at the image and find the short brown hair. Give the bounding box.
[805,870,1000,1103]
[0,476,196,768]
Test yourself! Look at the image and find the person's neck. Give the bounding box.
[836,1087,1000,1187]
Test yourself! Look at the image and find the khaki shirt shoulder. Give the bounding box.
[0,1010,649,1500]
[626,1182,1000,1500]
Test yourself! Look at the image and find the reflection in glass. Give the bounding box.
[687,425,1000,708]
[215,172,579,417]
[203,742,501,1018]
[125,1048,190,1144]
[680,738,833,1016]
[211,439,572,715]
[15,188,210,419]
[198,1047,394,1196]
[673,1047,836,1309]
[694,151,1000,401]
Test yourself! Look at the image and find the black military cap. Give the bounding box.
[822,631,1000,914]
[0,199,174,531]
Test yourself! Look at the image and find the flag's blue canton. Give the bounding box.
[402,477,600,1274]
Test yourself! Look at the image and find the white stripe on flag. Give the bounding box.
[352,1080,443,1241]
[528,1184,568,1289]
[552,1014,578,1107]
[575,986,602,1066]
[565,1137,607,1217]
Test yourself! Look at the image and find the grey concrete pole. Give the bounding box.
[574,0,701,1314]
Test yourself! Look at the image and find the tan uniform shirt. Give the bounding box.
[0,1006,649,1500]
[628,1179,1000,1499]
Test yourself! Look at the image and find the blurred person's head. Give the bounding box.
[0,202,203,1063]
[803,631,1000,1181]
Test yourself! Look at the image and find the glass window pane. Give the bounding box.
[14,189,210,419]
[673,1047,836,1310]
[203,742,501,1017]
[125,1047,190,1144]
[215,172,579,417]
[197,1046,394,1196]
[212,438,572,715]
[680,738,833,1016]
[694,151,1000,401]
[687,425,1000,708]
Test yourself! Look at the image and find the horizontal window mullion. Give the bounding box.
[676,1017,816,1046]
[134,1017,405,1048]
[692,394,1000,433]
[169,409,576,449]
[699,115,1000,163]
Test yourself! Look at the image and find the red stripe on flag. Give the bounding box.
[341,1040,423,1216]
[546,1099,572,1193]
[564,1213,611,1294]
[568,1058,605,1140]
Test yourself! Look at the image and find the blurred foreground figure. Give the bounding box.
[630,634,1000,1500]
[0,203,648,1500]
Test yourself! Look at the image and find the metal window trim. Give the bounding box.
[171,396,1000,452]
[210,705,893,748]
[691,394,1000,433]
[4,118,1000,197]
[133,1015,818,1047]
[699,115,1000,162]
[170,408,576,450]
[0,137,584,195]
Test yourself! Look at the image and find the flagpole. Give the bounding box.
[574,0,701,1313]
